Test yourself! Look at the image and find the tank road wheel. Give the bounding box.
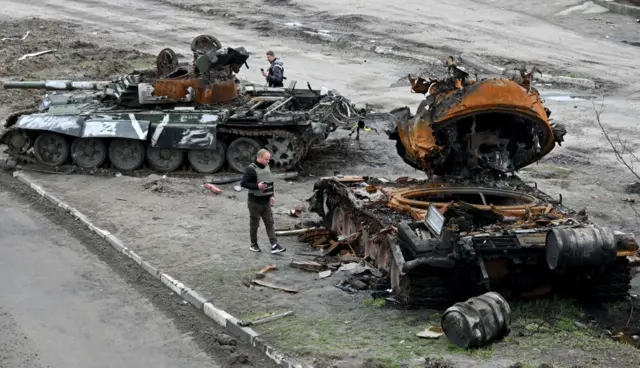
[108,139,145,171]
[226,137,262,173]
[264,135,304,170]
[156,48,178,76]
[146,147,184,172]
[70,138,107,169]
[33,132,69,167]
[187,141,227,174]
[190,34,222,54]
[4,130,31,154]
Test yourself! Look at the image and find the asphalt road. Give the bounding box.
[0,183,268,368]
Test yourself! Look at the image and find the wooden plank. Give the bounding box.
[251,279,299,293]
[290,260,325,272]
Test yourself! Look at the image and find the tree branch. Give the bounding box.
[593,101,640,183]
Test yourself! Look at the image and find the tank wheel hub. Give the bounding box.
[33,133,69,166]
[108,139,145,171]
[226,137,263,174]
[187,141,227,174]
[147,146,184,172]
[5,130,30,154]
[71,138,107,169]
[265,135,303,170]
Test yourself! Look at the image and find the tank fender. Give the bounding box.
[149,118,217,150]
[81,117,150,140]
[11,114,83,137]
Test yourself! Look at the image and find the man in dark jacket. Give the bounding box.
[262,50,284,87]
[240,149,286,253]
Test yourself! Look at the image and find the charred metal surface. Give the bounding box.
[1,35,365,174]
[396,57,566,177]
[308,175,640,308]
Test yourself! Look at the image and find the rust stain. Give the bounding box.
[152,79,238,104]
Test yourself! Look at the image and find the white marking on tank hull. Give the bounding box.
[128,113,145,140]
[178,128,215,147]
[16,114,81,131]
[200,114,219,123]
[151,114,170,147]
[83,120,117,137]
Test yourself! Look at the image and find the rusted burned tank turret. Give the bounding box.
[388,57,566,176]
[1,35,361,174]
[306,58,639,309]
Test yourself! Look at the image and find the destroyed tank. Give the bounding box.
[307,58,639,308]
[0,35,359,174]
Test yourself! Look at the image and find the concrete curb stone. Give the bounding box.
[12,170,311,368]
[593,0,640,18]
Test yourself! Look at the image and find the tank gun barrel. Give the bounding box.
[2,80,110,90]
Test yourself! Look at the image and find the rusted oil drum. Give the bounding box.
[440,291,511,349]
[545,226,617,270]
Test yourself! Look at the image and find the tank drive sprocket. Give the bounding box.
[264,134,305,170]
[220,128,307,173]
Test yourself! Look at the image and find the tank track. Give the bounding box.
[557,257,632,303]
[2,126,310,177]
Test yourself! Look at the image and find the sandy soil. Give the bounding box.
[2,0,640,367]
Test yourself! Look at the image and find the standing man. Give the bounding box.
[240,149,286,254]
[262,50,284,87]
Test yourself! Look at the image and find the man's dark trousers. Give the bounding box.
[248,201,277,245]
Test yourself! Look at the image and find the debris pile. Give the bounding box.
[288,227,390,294]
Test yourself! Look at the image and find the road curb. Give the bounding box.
[12,170,312,368]
[593,0,640,18]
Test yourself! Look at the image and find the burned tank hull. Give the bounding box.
[306,59,637,308]
[0,36,359,175]
[308,175,638,308]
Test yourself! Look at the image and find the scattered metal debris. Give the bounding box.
[416,326,444,339]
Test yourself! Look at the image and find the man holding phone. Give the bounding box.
[240,149,286,253]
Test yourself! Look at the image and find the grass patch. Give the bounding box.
[256,297,635,366]
[363,297,387,308]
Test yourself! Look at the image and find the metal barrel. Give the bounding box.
[440,291,511,349]
[2,80,110,90]
[545,226,617,270]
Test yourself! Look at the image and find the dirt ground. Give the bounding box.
[2,0,640,367]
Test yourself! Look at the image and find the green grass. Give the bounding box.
[363,297,387,308]
[256,297,635,366]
